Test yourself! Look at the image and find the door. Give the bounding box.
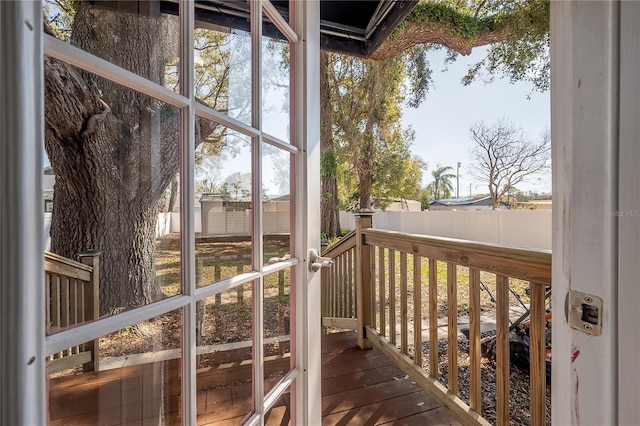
[33,0,320,424]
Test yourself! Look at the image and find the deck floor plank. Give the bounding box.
[49,331,459,425]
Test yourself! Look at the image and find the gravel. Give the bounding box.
[420,338,552,425]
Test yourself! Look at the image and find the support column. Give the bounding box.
[0,2,46,424]
[355,209,374,350]
[78,250,101,372]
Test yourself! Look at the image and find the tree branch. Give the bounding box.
[370,0,549,61]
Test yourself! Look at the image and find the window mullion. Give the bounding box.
[180,0,196,424]
[251,0,265,420]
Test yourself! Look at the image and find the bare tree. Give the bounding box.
[469,119,550,209]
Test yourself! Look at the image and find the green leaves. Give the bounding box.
[377,0,550,92]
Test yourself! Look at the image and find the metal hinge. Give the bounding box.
[566,290,603,336]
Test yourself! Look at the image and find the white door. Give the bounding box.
[0,1,321,424]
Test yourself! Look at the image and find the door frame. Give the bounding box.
[551,1,639,423]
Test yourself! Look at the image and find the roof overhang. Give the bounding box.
[90,0,418,58]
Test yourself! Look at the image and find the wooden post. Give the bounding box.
[355,209,374,349]
[78,250,101,372]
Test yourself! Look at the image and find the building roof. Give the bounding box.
[429,196,493,207]
[92,0,418,58]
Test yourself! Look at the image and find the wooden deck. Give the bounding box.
[321,331,459,425]
[48,331,459,425]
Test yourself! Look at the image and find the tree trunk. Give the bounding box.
[167,175,178,212]
[358,131,374,209]
[45,3,180,314]
[358,62,381,210]
[320,52,341,237]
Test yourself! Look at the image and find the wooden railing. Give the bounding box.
[325,211,551,426]
[45,250,100,374]
[320,230,357,330]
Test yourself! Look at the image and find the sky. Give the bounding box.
[400,47,552,196]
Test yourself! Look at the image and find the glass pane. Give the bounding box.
[47,309,183,424]
[263,144,291,266]
[263,268,292,396]
[194,23,252,123]
[195,118,253,287]
[43,0,180,91]
[44,63,181,329]
[262,18,291,142]
[264,392,292,425]
[196,285,255,424]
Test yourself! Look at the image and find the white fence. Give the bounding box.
[44,209,551,251]
[340,209,552,250]
[43,212,190,250]
[44,211,285,250]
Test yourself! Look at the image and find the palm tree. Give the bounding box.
[430,164,456,200]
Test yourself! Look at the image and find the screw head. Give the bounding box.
[584,324,593,331]
[584,296,593,304]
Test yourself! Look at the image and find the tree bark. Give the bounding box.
[320,52,341,238]
[45,3,181,314]
[167,175,178,212]
[357,61,382,210]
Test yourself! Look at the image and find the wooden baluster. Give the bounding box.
[60,276,69,328]
[332,255,337,317]
[379,247,386,337]
[529,283,547,426]
[400,252,408,354]
[428,259,438,379]
[45,272,51,335]
[355,210,373,349]
[79,250,101,373]
[469,267,482,413]
[339,250,345,318]
[346,249,355,318]
[413,255,422,367]
[368,248,375,326]
[321,264,327,318]
[336,253,341,318]
[388,249,396,346]
[496,275,510,426]
[69,278,78,354]
[447,262,458,395]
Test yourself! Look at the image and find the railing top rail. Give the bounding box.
[322,230,357,258]
[363,229,551,284]
[45,251,93,273]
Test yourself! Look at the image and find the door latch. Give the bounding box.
[308,249,333,272]
[566,291,603,336]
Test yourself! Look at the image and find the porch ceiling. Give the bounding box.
[90,0,418,58]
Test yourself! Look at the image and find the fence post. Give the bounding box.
[78,249,101,372]
[355,209,374,350]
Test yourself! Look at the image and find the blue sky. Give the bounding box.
[401,47,551,196]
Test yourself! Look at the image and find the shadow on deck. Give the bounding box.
[48,331,458,425]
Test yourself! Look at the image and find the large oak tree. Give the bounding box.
[45,2,224,314]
